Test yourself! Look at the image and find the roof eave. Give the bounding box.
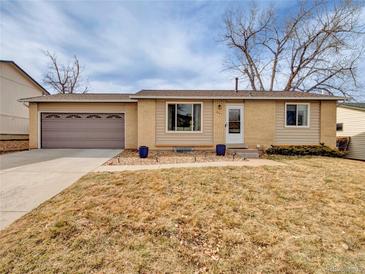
[1,60,50,95]
[18,99,138,103]
[338,105,365,111]
[129,95,343,100]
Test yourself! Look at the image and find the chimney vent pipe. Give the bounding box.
[235,77,239,92]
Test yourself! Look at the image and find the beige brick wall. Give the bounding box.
[320,101,337,148]
[29,103,38,149]
[244,100,276,149]
[137,99,156,149]
[212,99,276,149]
[28,102,138,149]
[213,99,226,145]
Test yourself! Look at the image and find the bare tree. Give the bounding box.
[223,0,365,98]
[43,51,88,94]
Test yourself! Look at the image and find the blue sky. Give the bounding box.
[1,0,364,99]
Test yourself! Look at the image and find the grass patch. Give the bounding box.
[0,157,364,273]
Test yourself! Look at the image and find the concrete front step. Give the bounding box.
[236,152,260,159]
[226,143,249,149]
[227,148,260,159]
[228,148,258,153]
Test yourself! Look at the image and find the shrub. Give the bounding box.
[336,137,351,151]
[266,144,347,157]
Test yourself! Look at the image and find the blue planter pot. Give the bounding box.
[216,144,226,156]
[139,146,149,158]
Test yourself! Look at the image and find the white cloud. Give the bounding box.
[0,1,77,81]
[0,0,235,93]
[88,80,134,93]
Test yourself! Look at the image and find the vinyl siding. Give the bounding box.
[337,107,365,160]
[275,101,320,145]
[155,100,214,146]
[0,63,45,135]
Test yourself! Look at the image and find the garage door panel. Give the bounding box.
[43,140,124,149]
[41,113,125,149]
[42,118,125,124]
[43,137,124,143]
[42,126,124,135]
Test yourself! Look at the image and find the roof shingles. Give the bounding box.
[339,102,365,111]
[131,89,342,99]
[19,90,343,102]
[1,60,49,95]
[19,93,136,102]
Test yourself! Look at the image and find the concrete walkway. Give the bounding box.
[0,149,120,229]
[95,159,284,172]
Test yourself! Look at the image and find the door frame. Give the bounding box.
[38,111,126,149]
[225,104,244,144]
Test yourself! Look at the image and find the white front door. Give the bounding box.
[226,105,244,144]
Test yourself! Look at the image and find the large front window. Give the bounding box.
[167,103,202,132]
[286,103,309,127]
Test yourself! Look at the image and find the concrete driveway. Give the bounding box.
[0,149,120,229]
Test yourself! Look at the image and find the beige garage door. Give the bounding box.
[41,113,125,149]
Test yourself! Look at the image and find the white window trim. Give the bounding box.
[165,102,203,133]
[284,102,310,128]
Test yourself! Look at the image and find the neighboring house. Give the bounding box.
[18,90,341,150]
[337,103,365,160]
[0,60,49,140]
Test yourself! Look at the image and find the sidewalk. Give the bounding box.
[94,159,284,172]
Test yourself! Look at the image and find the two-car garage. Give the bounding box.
[41,113,125,149]
[21,93,138,150]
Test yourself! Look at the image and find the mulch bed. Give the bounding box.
[105,150,249,165]
[0,140,29,154]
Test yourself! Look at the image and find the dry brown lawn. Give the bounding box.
[0,157,364,273]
